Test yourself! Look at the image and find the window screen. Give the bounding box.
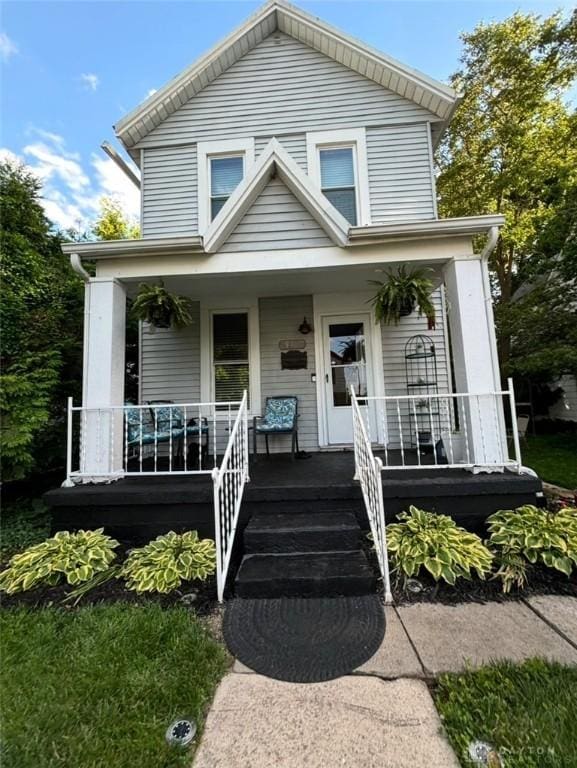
[210,156,244,220]
[319,147,357,225]
[213,312,249,402]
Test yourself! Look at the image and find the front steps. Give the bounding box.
[235,510,377,598]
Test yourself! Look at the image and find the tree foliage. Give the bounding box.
[0,161,83,480]
[437,11,577,375]
[92,197,139,241]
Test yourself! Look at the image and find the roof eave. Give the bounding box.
[62,236,204,260]
[347,215,506,245]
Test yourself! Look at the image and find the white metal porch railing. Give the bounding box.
[350,387,393,604]
[355,378,521,472]
[212,390,250,602]
[65,397,244,483]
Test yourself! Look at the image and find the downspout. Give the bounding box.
[70,254,91,406]
[480,227,501,391]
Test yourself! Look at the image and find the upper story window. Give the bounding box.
[210,155,244,220]
[306,128,370,227]
[197,138,255,233]
[319,147,357,225]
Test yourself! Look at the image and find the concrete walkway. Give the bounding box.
[195,596,577,767]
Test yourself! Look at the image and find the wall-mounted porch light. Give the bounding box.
[298,317,312,335]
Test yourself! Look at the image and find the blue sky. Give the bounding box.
[1,0,574,230]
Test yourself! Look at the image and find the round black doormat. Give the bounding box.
[223,595,385,683]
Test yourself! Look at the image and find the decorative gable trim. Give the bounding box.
[203,139,350,253]
[115,0,459,151]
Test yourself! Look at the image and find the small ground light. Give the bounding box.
[468,741,502,767]
[165,719,197,748]
[406,578,424,594]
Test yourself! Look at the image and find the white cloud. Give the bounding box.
[0,132,141,232]
[145,88,157,99]
[80,73,99,91]
[0,147,22,165]
[0,32,18,62]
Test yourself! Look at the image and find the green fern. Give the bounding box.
[369,265,436,326]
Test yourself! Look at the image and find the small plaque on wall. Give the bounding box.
[281,350,307,370]
[278,339,306,351]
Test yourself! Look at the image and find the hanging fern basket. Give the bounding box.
[131,281,194,330]
[369,266,436,328]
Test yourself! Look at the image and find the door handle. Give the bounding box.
[325,373,329,383]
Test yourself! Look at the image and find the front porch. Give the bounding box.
[46,451,541,542]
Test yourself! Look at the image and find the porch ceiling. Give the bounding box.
[123,260,446,300]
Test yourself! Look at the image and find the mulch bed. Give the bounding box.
[390,565,577,606]
[0,576,219,615]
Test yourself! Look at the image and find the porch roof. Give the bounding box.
[61,214,504,263]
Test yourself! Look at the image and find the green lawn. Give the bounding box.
[1,605,230,768]
[435,659,577,768]
[520,433,577,490]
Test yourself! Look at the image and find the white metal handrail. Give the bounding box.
[65,398,244,483]
[351,386,393,604]
[212,390,250,602]
[356,378,520,472]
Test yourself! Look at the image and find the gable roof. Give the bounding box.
[115,0,459,152]
[203,138,350,253]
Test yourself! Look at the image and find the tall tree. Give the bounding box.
[437,11,577,372]
[0,161,83,481]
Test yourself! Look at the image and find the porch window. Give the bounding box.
[210,155,244,220]
[319,147,357,225]
[212,312,249,403]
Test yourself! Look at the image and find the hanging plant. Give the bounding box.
[131,281,193,329]
[368,266,436,327]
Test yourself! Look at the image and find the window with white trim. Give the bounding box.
[306,128,370,226]
[197,138,255,233]
[210,155,244,221]
[319,146,357,225]
[212,311,249,404]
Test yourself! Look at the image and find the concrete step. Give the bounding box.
[243,511,361,554]
[235,550,376,598]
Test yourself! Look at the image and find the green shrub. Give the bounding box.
[0,498,51,561]
[487,505,577,591]
[121,531,216,594]
[0,529,120,594]
[386,505,493,585]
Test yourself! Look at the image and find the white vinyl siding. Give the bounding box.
[255,134,307,170]
[367,123,436,223]
[221,176,333,252]
[139,302,200,402]
[135,33,436,149]
[380,287,450,446]
[141,146,197,238]
[258,295,318,453]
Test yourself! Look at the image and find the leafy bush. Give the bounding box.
[121,531,216,594]
[0,498,51,561]
[487,505,577,591]
[386,505,493,585]
[0,529,120,594]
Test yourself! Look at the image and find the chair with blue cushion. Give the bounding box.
[149,401,209,467]
[253,396,299,460]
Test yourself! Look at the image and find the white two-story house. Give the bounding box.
[52,0,542,600]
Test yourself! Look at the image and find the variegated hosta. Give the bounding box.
[386,505,493,585]
[487,506,577,590]
[0,529,120,594]
[121,531,216,594]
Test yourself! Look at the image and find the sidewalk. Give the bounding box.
[194,596,577,767]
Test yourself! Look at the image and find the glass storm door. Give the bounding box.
[322,314,374,445]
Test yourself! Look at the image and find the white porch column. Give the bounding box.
[81,278,126,480]
[444,258,506,467]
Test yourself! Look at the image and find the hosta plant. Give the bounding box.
[121,531,216,594]
[386,506,493,586]
[487,505,577,591]
[0,529,120,594]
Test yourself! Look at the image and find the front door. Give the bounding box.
[321,314,375,444]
